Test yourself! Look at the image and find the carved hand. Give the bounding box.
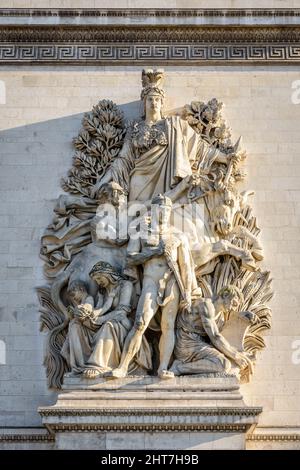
[156,240,166,256]
[239,310,260,325]
[233,352,252,370]
[183,174,194,189]
[126,244,164,266]
[75,303,94,319]
[73,307,85,319]
[182,293,192,313]
[190,174,201,186]
[93,310,126,326]
[91,308,103,320]
[92,315,106,326]
[89,174,110,199]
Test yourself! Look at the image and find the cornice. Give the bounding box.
[1,432,300,443]
[39,405,261,433]
[1,25,299,44]
[46,423,249,433]
[0,9,300,18]
[39,406,263,417]
[0,10,298,67]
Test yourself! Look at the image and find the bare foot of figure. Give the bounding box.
[83,369,101,379]
[110,368,127,379]
[158,369,175,380]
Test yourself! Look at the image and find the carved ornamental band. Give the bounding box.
[0,8,300,64]
[2,44,300,64]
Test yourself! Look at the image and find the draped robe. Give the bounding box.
[110,115,223,256]
[111,115,219,204]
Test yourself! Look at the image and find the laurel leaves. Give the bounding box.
[61,100,125,197]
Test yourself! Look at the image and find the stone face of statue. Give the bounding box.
[67,283,88,307]
[144,91,163,122]
[150,203,172,235]
[92,274,111,289]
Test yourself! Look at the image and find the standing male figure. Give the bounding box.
[111,194,200,379]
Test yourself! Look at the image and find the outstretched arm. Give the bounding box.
[127,246,163,266]
[93,281,133,326]
[126,236,146,266]
[199,299,249,368]
[92,293,115,318]
[126,237,164,266]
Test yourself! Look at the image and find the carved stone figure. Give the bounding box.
[111,194,200,380]
[170,286,254,377]
[38,69,273,389]
[191,187,261,276]
[92,70,234,206]
[62,261,151,379]
[48,182,128,321]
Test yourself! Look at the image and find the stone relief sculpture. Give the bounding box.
[171,286,254,377]
[112,194,201,380]
[38,69,273,389]
[62,261,151,379]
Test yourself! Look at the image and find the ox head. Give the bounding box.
[206,188,254,237]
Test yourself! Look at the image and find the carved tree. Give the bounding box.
[61,100,125,197]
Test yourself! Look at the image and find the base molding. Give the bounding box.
[38,375,261,450]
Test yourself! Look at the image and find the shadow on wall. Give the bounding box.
[0,99,141,428]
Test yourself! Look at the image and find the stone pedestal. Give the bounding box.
[39,375,262,450]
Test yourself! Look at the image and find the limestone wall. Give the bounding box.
[0,1,298,9]
[0,64,300,445]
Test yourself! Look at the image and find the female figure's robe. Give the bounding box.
[111,116,220,204]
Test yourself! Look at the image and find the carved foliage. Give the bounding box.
[185,99,273,380]
[61,100,125,197]
[37,287,69,389]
